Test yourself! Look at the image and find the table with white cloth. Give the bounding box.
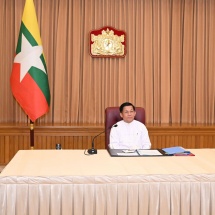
[0,149,215,215]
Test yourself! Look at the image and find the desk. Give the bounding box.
[0,149,215,215]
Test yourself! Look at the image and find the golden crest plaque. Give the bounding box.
[90,26,126,57]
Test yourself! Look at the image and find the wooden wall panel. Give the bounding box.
[0,124,215,165]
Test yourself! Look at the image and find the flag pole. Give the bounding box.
[30,120,34,149]
[10,0,50,138]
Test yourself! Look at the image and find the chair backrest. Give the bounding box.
[105,107,145,149]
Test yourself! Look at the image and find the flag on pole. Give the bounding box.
[10,0,50,122]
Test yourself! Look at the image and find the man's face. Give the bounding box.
[120,105,136,123]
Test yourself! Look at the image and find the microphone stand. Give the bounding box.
[87,124,118,154]
[87,130,105,154]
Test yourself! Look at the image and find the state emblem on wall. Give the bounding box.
[90,26,126,57]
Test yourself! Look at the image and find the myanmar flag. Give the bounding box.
[10,0,50,122]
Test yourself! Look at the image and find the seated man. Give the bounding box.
[109,102,151,149]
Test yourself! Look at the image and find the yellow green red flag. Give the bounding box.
[10,0,50,122]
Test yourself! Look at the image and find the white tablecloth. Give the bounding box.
[0,149,215,215]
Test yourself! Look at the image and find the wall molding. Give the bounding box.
[0,123,214,165]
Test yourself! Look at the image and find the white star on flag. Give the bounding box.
[14,34,46,82]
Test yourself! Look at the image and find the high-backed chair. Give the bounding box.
[105,107,145,149]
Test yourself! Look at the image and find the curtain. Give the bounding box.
[0,0,214,124]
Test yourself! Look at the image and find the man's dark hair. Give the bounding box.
[119,102,135,113]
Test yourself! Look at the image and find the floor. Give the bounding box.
[0,166,5,173]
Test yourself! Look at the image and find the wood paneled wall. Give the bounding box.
[0,124,215,165]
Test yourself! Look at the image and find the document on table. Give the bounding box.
[162,146,185,155]
[116,149,163,156]
[117,151,139,156]
[137,149,163,156]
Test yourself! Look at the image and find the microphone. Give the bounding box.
[87,130,104,154]
[87,124,118,154]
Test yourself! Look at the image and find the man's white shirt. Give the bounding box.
[109,120,151,149]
